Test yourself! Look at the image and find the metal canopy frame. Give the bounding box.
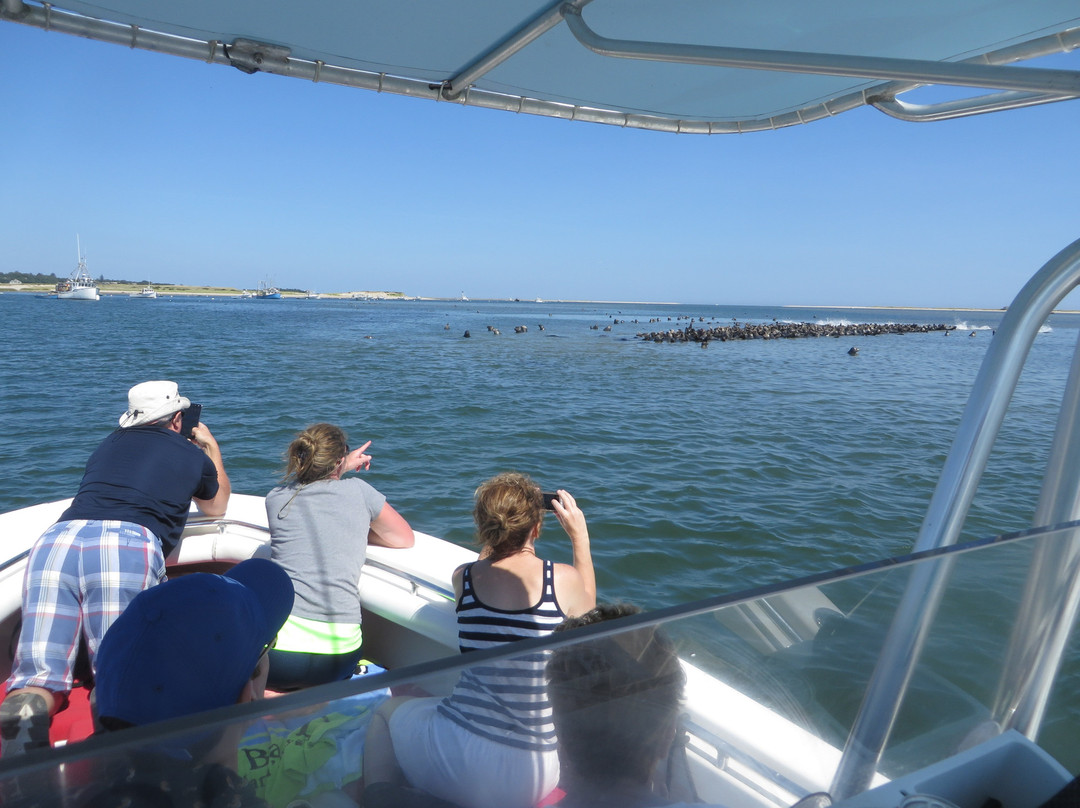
[2,0,1078,133]
[560,7,1080,94]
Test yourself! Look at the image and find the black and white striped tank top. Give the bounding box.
[437,559,566,751]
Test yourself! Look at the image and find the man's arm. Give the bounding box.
[190,423,231,517]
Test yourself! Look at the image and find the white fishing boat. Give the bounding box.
[129,285,158,299]
[1,3,1078,808]
[239,289,254,299]
[55,237,99,301]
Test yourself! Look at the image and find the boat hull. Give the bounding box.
[57,286,99,301]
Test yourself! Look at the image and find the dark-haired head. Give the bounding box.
[546,603,685,787]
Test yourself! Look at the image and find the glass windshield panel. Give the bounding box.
[0,522,1077,808]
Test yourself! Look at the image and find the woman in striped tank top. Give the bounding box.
[364,472,596,808]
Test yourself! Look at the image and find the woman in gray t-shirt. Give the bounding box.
[264,423,414,690]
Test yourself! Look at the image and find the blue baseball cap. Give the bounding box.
[95,558,294,727]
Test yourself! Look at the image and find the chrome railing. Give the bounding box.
[831,237,1080,799]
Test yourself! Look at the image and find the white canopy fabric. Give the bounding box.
[5,0,1080,132]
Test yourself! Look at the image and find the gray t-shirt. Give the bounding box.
[265,477,386,624]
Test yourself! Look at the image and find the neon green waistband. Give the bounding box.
[274,614,363,655]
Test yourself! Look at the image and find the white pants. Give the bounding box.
[389,697,560,808]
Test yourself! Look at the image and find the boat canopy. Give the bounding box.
[2,0,1078,132]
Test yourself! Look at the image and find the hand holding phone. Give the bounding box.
[542,492,560,510]
[548,489,589,549]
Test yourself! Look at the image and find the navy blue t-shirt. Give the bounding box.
[61,426,219,556]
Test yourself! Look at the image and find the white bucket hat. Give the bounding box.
[119,381,190,428]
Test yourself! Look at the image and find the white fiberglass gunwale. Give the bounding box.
[1,1,1078,133]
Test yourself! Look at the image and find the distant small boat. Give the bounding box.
[305,290,321,299]
[56,237,100,301]
[238,289,254,299]
[129,285,157,299]
[460,291,469,301]
[257,280,282,299]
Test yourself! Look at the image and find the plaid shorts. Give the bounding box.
[7,520,166,693]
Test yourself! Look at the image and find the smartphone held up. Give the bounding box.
[180,403,202,439]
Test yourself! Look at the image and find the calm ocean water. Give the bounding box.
[2,291,1079,768]
[1,292,1076,604]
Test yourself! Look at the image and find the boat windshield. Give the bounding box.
[0,521,1076,807]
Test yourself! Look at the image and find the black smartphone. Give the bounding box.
[542,492,559,510]
[180,403,202,438]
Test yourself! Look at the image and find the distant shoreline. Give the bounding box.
[788,304,1080,314]
[3,284,405,300]
[416,298,683,306]
[785,304,1009,313]
[6,285,1078,314]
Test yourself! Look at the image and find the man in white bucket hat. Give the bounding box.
[1,380,231,757]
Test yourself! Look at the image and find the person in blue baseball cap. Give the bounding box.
[94,557,295,730]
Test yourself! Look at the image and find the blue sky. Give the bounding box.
[1,22,1078,308]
